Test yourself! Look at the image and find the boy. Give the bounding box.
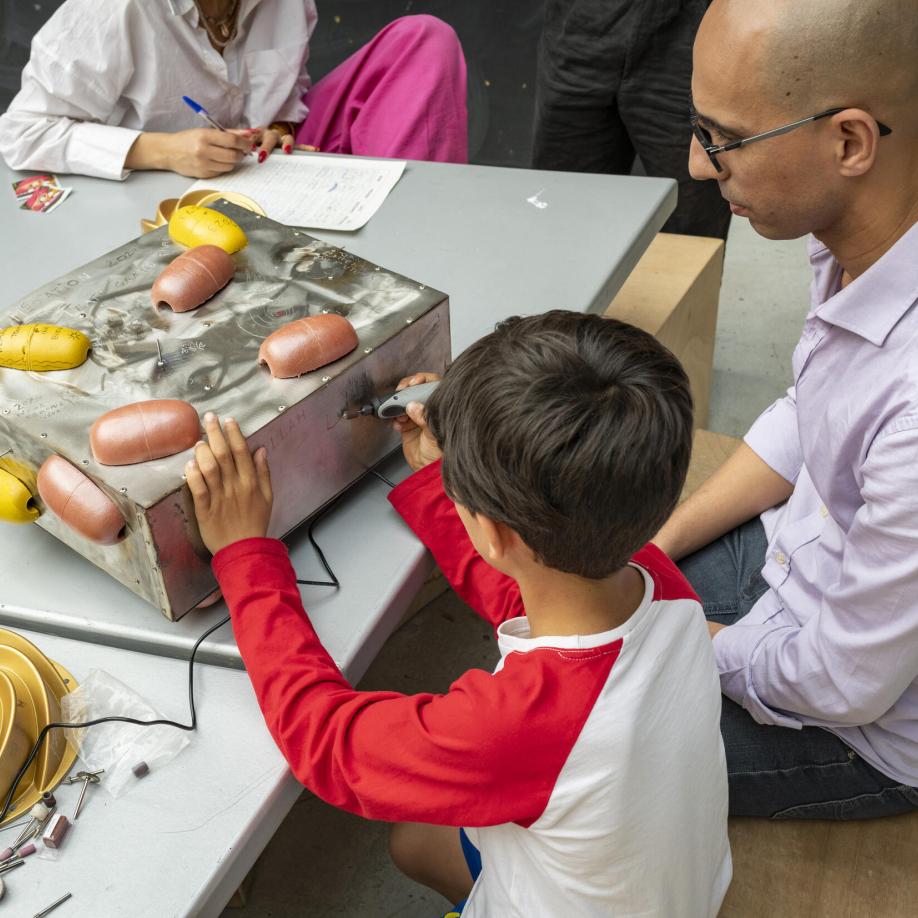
[187,311,731,916]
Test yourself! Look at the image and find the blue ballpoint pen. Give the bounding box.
[182,95,254,155]
[182,95,228,130]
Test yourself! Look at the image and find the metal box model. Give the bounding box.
[1,202,450,620]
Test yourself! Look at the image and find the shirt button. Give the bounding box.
[775,552,787,566]
[820,505,829,518]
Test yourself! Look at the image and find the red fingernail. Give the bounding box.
[283,144,292,154]
[258,150,267,164]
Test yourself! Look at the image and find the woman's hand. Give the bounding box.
[391,372,443,472]
[126,128,256,178]
[248,125,319,162]
[250,124,293,163]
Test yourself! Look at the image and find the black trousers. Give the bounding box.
[533,0,731,240]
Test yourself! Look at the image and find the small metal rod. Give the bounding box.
[34,892,72,918]
[0,448,11,460]
[0,857,24,874]
[0,818,30,835]
[155,339,164,367]
[10,819,36,849]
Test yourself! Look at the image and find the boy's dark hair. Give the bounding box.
[425,311,693,579]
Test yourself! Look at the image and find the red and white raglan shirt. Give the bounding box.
[213,461,731,917]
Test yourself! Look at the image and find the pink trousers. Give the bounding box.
[295,15,468,164]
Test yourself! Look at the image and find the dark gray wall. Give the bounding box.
[0,0,543,167]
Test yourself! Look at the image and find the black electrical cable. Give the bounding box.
[1,512,347,826]
[367,466,396,489]
[0,612,229,825]
[295,512,340,588]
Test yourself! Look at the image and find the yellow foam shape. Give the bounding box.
[169,204,248,253]
[0,468,39,524]
[0,324,91,372]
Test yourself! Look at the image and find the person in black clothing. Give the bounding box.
[533,0,730,240]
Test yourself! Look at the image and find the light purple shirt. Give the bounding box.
[714,219,918,785]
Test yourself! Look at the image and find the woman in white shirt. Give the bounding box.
[0,0,468,181]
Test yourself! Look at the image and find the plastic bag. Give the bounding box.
[59,669,190,798]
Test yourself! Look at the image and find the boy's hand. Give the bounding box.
[186,414,273,555]
[392,373,443,472]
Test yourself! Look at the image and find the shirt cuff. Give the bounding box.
[67,122,141,180]
[212,536,289,579]
[743,397,803,485]
[713,624,802,729]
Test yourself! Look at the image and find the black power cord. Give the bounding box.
[0,612,229,825]
[0,508,350,825]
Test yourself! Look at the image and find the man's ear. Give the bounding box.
[831,109,882,178]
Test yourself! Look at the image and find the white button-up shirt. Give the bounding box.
[0,0,318,180]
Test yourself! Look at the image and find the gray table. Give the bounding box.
[0,629,298,918]
[0,159,674,917]
[0,159,676,673]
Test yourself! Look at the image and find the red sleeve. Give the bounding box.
[388,461,524,629]
[213,537,620,827]
[633,542,700,602]
[388,463,699,618]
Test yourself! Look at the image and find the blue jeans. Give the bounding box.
[679,519,918,819]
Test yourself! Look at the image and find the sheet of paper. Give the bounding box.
[187,154,406,231]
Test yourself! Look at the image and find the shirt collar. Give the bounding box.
[808,219,918,347]
[495,563,656,656]
[167,0,196,15]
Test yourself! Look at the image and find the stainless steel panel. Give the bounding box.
[1,202,450,619]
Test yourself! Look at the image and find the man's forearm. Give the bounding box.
[654,442,794,561]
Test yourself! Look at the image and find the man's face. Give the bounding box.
[690,10,845,240]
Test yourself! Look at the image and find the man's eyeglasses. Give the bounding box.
[691,107,893,173]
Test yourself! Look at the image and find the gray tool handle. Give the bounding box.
[376,381,441,419]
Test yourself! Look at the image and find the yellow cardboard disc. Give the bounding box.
[0,629,78,826]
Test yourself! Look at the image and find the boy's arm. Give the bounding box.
[388,460,524,628]
[214,538,615,827]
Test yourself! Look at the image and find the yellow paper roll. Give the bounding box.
[168,205,248,253]
[0,324,92,372]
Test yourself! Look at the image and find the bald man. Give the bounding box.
[654,0,918,819]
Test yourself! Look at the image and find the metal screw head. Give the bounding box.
[406,318,413,324]
[81,459,89,465]
[363,347,373,354]
[40,433,47,438]
[277,405,286,412]
[120,487,128,493]
[321,375,331,382]
[79,312,87,318]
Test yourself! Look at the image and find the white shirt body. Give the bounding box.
[0,0,318,180]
